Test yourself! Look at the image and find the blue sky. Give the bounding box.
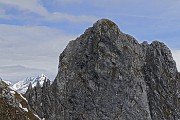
[0,0,180,82]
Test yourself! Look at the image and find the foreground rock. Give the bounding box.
[25,78,51,119]
[0,79,40,120]
[25,19,180,120]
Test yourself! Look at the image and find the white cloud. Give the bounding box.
[46,12,98,23]
[0,0,48,16]
[52,0,82,5]
[0,24,77,82]
[0,0,98,23]
[89,0,180,21]
[0,8,11,19]
[172,50,180,71]
[0,8,5,14]
[90,0,179,7]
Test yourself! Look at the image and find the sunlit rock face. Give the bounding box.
[26,19,180,120]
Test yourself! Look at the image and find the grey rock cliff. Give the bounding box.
[25,19,180,120]
[25,78,52,119]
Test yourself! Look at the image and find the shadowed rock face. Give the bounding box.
[25,19,180,120]
[25,78,52,119]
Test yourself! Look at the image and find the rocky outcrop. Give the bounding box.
[143,41,180,119]
[0,79,40,120]
[25,78,53,119]
[25,19,180,120]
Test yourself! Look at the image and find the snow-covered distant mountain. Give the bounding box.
[3,80,13,86]
[12,74,51,94]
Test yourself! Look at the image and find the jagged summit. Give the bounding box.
[93,18,119,29]
[12,74,51,93]
[81,19,121,42]
[24,19,180,120]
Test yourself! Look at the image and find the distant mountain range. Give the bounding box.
[4,74,51,94]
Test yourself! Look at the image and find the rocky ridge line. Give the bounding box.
[25,19,180,120]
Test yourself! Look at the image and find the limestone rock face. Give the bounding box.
[26,19,180,120]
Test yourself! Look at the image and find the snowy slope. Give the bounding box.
[3,80,13,86]
[12,74,50,94]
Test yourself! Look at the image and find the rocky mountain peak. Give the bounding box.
[81,19,121,44]
[25,19,180,120]
[93,18,119,32]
